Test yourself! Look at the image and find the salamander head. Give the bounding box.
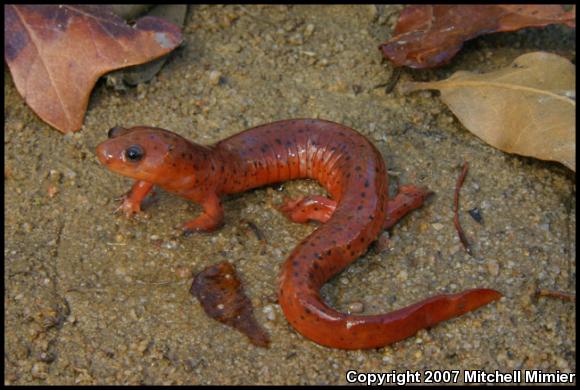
[96,126,210,187]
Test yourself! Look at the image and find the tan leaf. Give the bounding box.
[401,52,576,171]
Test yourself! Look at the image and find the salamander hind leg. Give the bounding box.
[182,194,224,235]
[278,195,337,224]
[383,185,433,230]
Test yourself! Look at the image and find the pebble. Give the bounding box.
[431,223,445,231]
[347,302,364,314]
[487,259,500,277]
[175,266,193,279]
[208,70,222,86]
[287,33,304,46]
[263,305,276,321]
[31,362,48,379]
[304,24,315,37]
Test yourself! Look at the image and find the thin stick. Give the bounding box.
[536,289,576,302]
[454,161,472,255]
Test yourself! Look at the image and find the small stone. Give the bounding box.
[263,305,276,321]
[208,70,222,86]
[31,362,48,379]
[175,266,193,279]
[432,223,444,231]
[347,302,364,314]
[487,259,500,277]
[287,33,304,46]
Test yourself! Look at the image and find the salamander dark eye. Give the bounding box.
[125,145,144,162]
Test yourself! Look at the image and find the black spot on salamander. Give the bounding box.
[357,205,363,210]
[364,180,369,188]
[313,263,320,270]
[314,253,322,259]
[355,166,362,172]
[361,192,366,198]
[346,172,351,178]
[275,138,282,145]
[345,156,351,161]
[304,307,311,314]
[346,244,351,250]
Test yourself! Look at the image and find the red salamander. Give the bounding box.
[96,119,501,349]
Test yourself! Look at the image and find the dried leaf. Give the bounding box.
[190,262,270,348]
[401,52,575,171]
[106,5,188,89]
[4,5,182,133]
[380,5,575,69]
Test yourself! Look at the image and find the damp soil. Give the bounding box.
[4,5,576,385]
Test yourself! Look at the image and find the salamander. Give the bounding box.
[96,119,501,350]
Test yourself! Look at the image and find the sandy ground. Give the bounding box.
[4,5,576,385]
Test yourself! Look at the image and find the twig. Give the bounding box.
[454,161,472,255]
[241,219,266,243]
[536,289,575,302]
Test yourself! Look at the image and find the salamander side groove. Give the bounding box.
[96,119,501,349]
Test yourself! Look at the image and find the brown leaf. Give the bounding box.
[380,5,575,69]
[401,52,576,171]
[4,5,182,133]
[190,261,270,348]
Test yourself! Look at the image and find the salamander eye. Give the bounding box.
[125,145,144,162]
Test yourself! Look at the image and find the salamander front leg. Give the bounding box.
[182,194,224,235]
[278,195,337,224]
[114,180,154,217]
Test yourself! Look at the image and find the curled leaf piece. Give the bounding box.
[190,261,270,348]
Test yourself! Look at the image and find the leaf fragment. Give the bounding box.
[380,5,575,69]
